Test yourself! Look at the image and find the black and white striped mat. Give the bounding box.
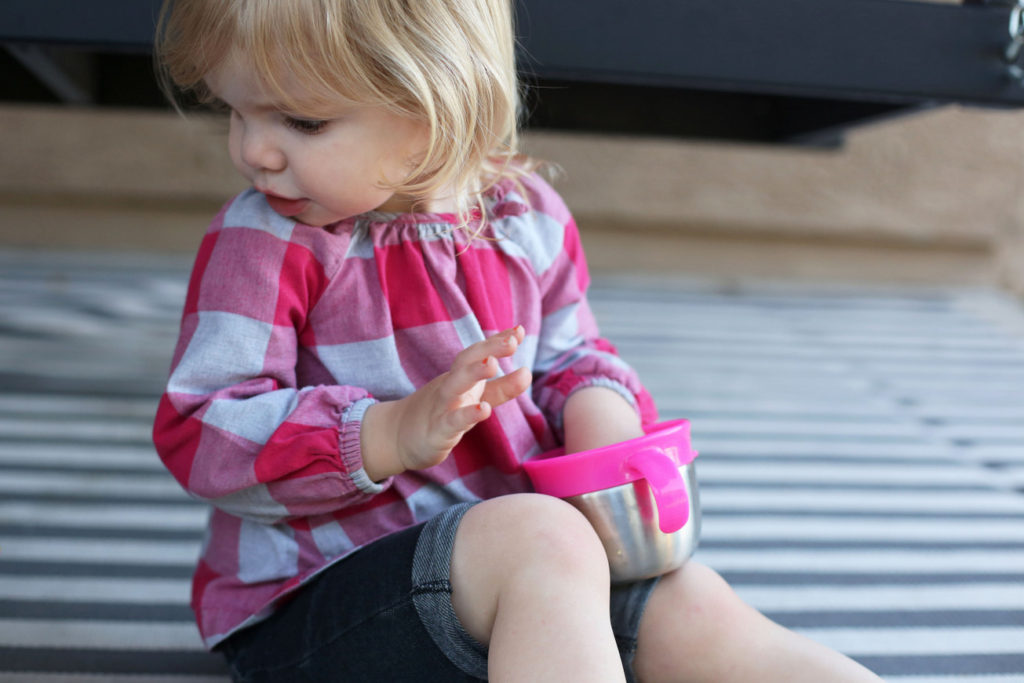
[1,249,1022,682]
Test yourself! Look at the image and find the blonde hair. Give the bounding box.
[155,0,532,223]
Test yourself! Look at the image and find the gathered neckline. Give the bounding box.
[328,177,529,230]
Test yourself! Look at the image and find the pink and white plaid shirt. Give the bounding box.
[153,173,657,648]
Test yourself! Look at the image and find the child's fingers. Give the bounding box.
[481,366,532,408]
[446,400,492,434]
[451,353,500,394]
[446,326,525,394]
[456,326,524,367]
[492,324,525,358]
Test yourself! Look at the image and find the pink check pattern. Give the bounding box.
[153,173,657,647]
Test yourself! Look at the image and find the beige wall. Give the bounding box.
[1,103,1023,293]
[525,106,1024,291]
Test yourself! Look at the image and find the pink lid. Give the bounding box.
[523,419,696,497]
[523,419,698,533]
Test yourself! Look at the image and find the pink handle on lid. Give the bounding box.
[625,447,690,533]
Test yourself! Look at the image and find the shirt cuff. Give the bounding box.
[339,397,387,495]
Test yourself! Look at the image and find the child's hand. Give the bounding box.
[361,326,532,480]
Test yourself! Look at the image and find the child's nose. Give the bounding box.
[239,125,286,173]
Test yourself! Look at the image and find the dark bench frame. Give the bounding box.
[3,0,1024,143]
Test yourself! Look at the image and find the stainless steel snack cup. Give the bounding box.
[523,419,700,582]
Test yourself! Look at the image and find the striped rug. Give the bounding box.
[1,249,1022,682]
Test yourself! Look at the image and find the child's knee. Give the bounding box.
[456,493,609,583]
[450,494,609,644]
[658,561,740,615]
[513,493,608,572]
[642,561,755,647]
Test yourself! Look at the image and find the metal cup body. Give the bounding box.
[564,462,700,582]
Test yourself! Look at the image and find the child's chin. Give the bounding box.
[290,208,332,227]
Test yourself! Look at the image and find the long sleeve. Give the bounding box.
[153,203,384,525]
[506,179,659,436]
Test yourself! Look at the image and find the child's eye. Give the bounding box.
[284,117,329,135]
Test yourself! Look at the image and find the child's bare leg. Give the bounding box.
[633,561,881,682]
[450,494,626,682]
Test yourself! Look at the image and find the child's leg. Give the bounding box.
[450,493,626,682]
[633,561,882,682]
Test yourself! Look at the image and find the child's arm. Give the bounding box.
[157,195,530,525]
[360,325,532,481]
[152,220,385,524]
[518,174,657,445]
[562,385,644,455]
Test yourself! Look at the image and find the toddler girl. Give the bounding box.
[153,0,882,680]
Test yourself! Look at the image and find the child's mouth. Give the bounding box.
[263,192,310,217]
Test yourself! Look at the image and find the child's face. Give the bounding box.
[205,52,432,226]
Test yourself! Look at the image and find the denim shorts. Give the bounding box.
[219,502,659,682]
